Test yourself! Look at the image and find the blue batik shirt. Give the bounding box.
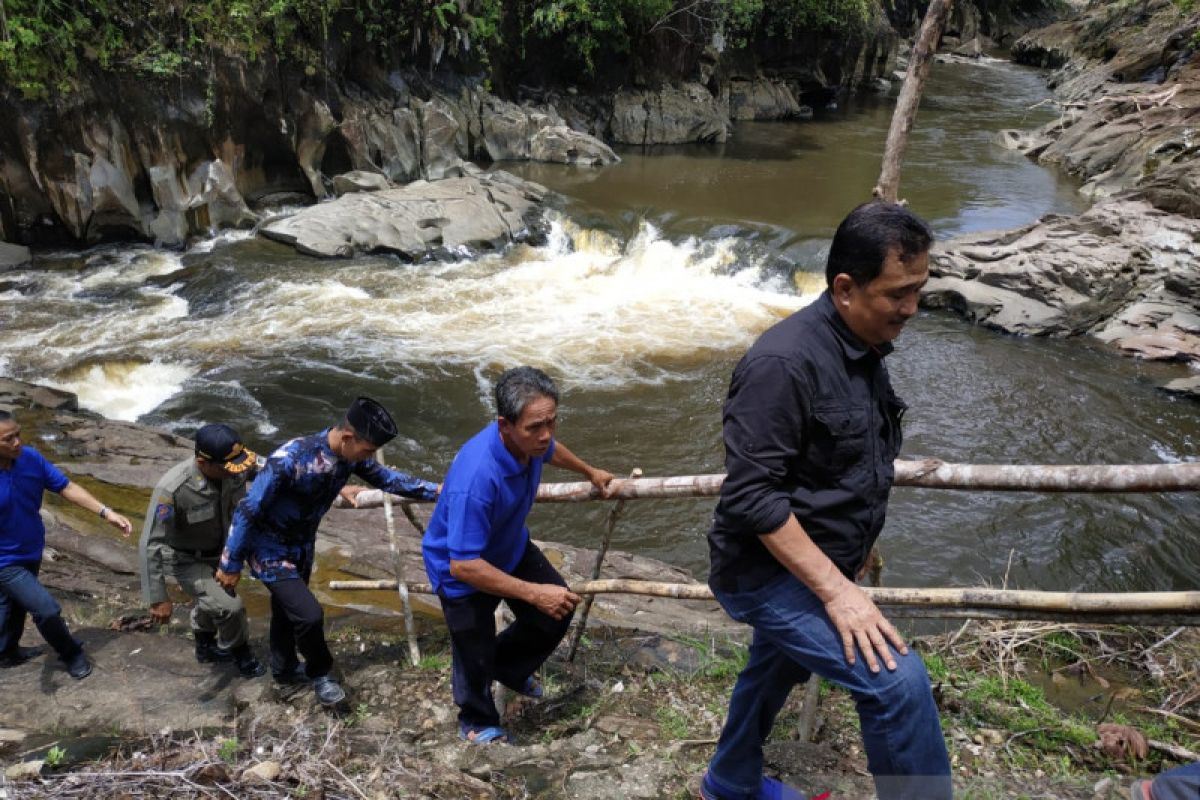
[220,429,438,583]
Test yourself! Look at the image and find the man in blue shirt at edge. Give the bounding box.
[423,366,614,744]
[0,410,134,679]
[215,397,438,706]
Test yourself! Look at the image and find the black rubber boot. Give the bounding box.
[232,644,266,678]
[194,632,234,664]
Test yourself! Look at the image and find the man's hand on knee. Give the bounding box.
[823,582,908,673]
[528,584,581,621]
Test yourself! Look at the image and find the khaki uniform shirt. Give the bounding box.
[138,458,255,605]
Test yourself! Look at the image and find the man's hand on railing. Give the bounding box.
[338,485,366,508]
[587,467,615,498]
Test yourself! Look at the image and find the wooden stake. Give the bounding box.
[872,0,956,203]
[376,449,421,666]
[567,467,643,661]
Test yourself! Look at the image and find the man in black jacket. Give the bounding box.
[700,202,952,800]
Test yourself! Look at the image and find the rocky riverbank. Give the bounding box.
[2,381,1199,799]
[925,0,1200,399]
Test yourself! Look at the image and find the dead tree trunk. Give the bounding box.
[873,0,956,203]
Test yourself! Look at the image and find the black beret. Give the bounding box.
[346,396,398,447]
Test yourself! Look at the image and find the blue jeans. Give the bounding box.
[0,561,82,661]
[707,572,952,800]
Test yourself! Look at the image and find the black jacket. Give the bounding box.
[708,290,907,591]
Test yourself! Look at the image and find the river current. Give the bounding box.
[2,58,1197,592]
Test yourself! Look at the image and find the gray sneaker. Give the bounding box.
[312,675,345,706]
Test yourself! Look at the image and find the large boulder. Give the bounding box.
[259,169,547,259]
[332,170,391,196]
[924,200,1200,365]
[419,97,471,180]
[610,83,728,145]
[530,125,620,166]
[0,241,31,270]
[728,79,802,121]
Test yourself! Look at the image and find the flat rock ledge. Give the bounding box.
[924,199,1200,381]
[260,168,548,259]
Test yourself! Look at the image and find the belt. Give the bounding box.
[170,546,223,560]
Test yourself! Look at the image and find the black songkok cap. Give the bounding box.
[345,396,398,447]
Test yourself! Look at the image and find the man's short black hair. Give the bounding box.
[0,410,13,424]
[825,201,934,287]
[495,367,559,423]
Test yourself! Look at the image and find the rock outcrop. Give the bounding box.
[1003,0,1200,204]
[932,0,1200,394]
[925,200,1200,365]
[259,167,548,259]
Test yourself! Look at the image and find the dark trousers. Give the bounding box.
[438,542,573,729]
[265,565,333,679]
[0,561,82,661]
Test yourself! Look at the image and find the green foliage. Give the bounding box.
[922,651,950,682]
[217,737,239,764]
[654,704,690,738]
[416,651,451,672]
[44,745,68,769]
[756,0,873,37]
[0,0,878,97]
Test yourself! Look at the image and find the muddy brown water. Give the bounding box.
[2,59,1197,602]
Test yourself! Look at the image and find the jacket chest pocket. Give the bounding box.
[811,403,869,472]
[183,502,217,526]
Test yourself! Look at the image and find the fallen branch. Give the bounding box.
[1148,738,1200,762]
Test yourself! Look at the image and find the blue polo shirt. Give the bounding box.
[0,447,70,568]
[423,421,556,598]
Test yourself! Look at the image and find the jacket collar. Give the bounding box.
[816,290,893,361]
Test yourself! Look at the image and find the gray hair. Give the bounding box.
[494,367,558,423]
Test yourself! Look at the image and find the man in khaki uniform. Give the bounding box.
[139,424,265,677]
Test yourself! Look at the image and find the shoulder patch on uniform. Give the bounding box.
[155,503,174,522]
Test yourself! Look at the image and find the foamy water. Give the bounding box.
[0,215,812,420]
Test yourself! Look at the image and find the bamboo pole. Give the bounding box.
[327,579,1200,622]
[341,462,1200,509]
[376,449,421,666]
[567,467,643,662]
[872,0,956,203]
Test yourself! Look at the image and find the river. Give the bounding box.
[2,58,1197,593]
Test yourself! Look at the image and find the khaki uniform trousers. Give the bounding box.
[167,551,250,650]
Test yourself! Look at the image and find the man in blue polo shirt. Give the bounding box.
[423,366,614,744]
[0,410,133,679]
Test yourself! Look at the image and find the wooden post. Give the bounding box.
[567,467,643,661]
[872,0,956,203]
[376,449,421,666]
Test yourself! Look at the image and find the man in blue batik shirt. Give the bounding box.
[216,397,438,706]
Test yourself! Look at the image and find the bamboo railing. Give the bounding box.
[330,460,1200,625]
[342,461,1200,510]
